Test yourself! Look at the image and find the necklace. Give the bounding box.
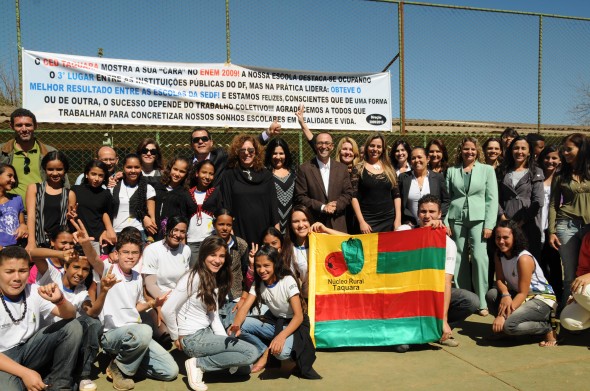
[372,163,381,170]
[242,169,252,181]
[190,186,215,226]
[122,181,138,199]
[0,291,27,324]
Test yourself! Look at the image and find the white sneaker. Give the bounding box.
[185,358,207,391]
[79,379,98,391]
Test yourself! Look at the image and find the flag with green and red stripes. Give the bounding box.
[309,227,446,348]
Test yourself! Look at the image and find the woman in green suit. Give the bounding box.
[445,137,499,314]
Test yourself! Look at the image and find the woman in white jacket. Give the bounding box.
[161,235,258,391]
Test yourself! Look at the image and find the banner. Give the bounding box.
[22,49,392,130]
[309,228,446,348]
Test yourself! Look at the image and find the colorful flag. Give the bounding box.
[309,227,446,348]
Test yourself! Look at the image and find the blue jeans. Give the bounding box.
[77,315,103,379]
[218,300,270,330]
[219,300,238,330]
[555,219,590,310]
[239,315,294,360]
[448,288,479,328]
[0,318,83,391]
[100,324,178,381]
[486,288,552,336]
[180,327,258,372]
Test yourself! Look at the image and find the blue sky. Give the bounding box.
[1,0,589,125]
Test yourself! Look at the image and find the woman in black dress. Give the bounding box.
[264,138,295,234]
[351,133,401,233]
[222,134,279,247]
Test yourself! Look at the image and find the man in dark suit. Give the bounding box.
[191,127,228,187]
[295,132,353,232]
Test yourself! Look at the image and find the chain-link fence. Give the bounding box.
[0,1,589,179]
[0,127,567,184]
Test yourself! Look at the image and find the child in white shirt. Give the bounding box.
[73,219,178,391]
[0,246,82,391]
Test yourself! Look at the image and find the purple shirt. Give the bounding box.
[0,195,24,246]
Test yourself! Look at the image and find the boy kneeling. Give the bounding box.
[77,221,179,391]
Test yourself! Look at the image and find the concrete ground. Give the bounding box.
[92,314,589,391]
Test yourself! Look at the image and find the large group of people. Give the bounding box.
[0,106,589,391]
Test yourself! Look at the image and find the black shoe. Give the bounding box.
[392,344,410,353]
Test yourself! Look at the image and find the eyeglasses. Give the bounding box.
[239,148,256,155]
[141,148,158,155]
[23,156,30,175]
[316,141,333,147]
[192,136,210,144]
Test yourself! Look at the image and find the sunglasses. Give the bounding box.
[23,156,30,175]
[192,136,210,144]
[141,148,158,155]
[239,148,256,155]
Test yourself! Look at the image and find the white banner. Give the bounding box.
[22,49,392,131]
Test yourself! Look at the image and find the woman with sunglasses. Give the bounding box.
[191,127,272,189]
[136,138,163,186]
[222,134,279,248]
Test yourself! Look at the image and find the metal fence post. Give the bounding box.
[538,15,543,133]
[398,1,406,135]
[226,0,231,64]
[15,0,22,106]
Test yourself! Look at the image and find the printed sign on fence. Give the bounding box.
[22,49,392,130]
[308,228,446,348]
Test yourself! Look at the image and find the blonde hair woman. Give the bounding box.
[445,137,498,314]
[335,137,360,174]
